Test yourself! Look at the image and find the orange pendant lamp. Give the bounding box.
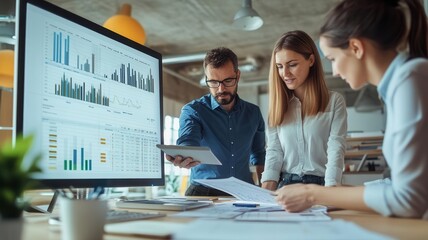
[0,49,14,89]
[103,4,146,45]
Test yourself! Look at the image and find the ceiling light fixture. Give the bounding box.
[162,53,207,65]
[103,4,146,45]
[233,0,263,31]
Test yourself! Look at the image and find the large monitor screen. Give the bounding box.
[16,0,164,188]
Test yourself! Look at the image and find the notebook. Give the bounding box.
[115,199,211,211]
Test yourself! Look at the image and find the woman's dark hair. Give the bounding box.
[320,0,428,59]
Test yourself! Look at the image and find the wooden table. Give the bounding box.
[21,191,428,239]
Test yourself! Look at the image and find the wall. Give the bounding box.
[346,107,386,132]
[0,89,13,145]
[163,96,184,118]
[238,85,259,105]
[258,93,386,133]
[162,70,207,106]
[258,92,269,128]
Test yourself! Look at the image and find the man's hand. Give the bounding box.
[165,154,200,169]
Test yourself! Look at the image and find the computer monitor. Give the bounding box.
[16,0,164,189]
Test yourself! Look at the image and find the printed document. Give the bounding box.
[235,211,331,222]
[172,202,328,221]
[195,177,276,204]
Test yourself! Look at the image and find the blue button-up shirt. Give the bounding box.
[364,53,428,218]
[177,94,266,185]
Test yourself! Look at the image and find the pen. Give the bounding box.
[233,203,259,207]
[89,186,104,199]
[56,189,74,199]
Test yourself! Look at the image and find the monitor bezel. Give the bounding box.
[16,0,164,189]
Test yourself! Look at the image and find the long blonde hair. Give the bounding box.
[268,30,330,127]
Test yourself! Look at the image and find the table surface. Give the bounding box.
[21,191,428,240]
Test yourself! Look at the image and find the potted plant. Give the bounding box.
[0,135,41,240]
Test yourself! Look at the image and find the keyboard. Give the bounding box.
[49,210,166,225]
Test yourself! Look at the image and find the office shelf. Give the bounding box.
[342,133,387,185]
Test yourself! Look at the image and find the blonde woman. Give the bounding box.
[261,30,347,190]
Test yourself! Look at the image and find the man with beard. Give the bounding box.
[166,47,266,196]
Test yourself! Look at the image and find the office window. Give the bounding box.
[163,115,189,195]
[164,115,179,145]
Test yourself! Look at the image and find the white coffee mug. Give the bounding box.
[59,197,108,240]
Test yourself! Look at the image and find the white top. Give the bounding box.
[261,91,347,186]
[364,53,428,219]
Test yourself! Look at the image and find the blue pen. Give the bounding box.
[233,203,259,207]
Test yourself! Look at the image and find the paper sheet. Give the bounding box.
[172,219,392,240]
[195,177,276,204]
[235,211,331,222]
[105,220,184,238]
[171,202,328,221]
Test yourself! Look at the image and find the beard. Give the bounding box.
[215,90,237,105]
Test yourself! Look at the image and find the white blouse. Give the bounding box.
[261,91,347,186]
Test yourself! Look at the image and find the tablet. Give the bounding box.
[156,144,222,165]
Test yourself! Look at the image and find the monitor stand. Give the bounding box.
[25,190,59,214]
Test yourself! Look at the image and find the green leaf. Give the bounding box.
[0,134,41,219]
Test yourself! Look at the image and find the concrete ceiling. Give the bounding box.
[0,0,381,107]
[43,0,348,89]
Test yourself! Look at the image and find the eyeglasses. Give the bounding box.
[205,77,237,88]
